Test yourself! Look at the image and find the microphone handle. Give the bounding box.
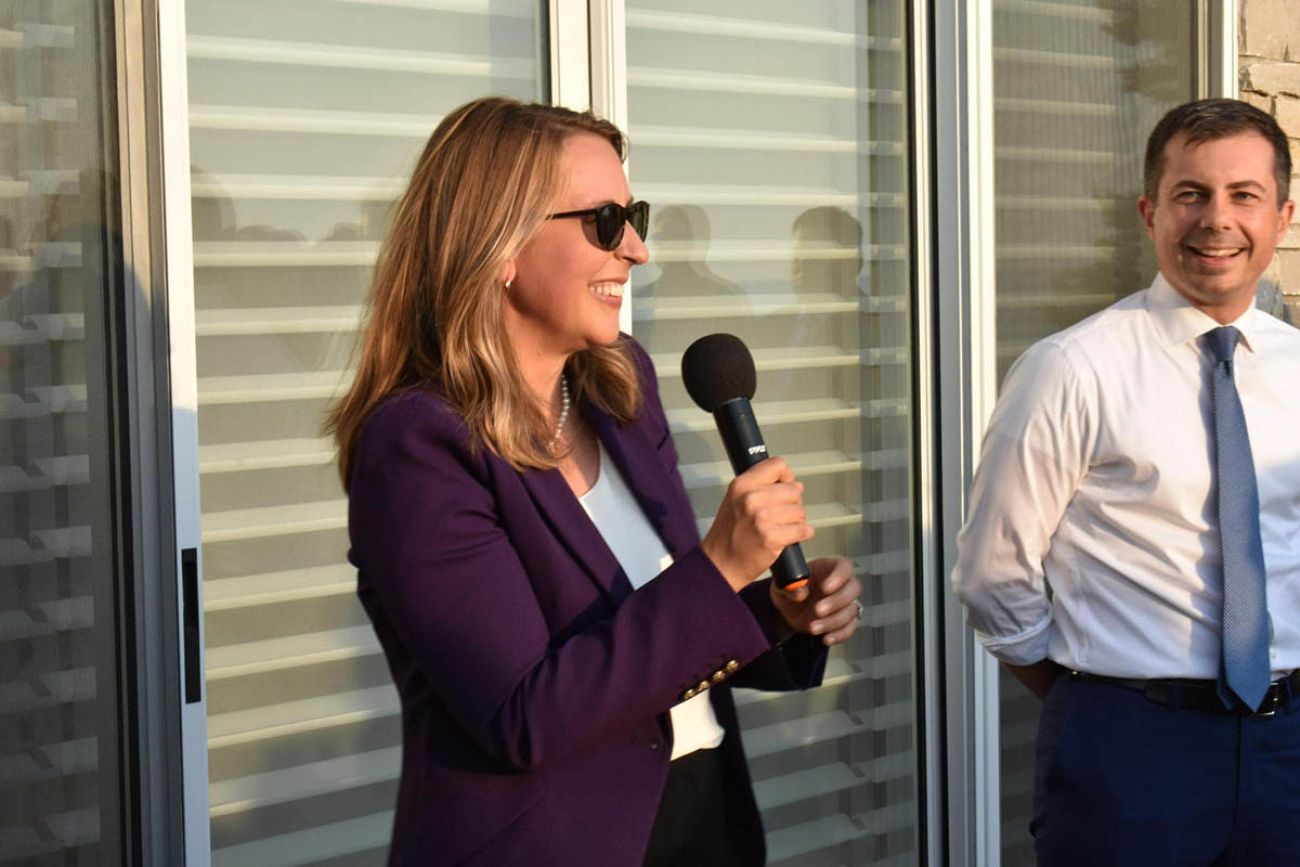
[712,399,810,590]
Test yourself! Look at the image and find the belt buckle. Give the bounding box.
[1252,686,1283,718]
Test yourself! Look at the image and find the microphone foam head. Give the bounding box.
[680,333,756,412]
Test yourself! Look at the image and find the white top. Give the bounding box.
[952,274,1300,679]
[579,443,727,759]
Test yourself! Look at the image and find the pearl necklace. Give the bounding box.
[548,374,570,449]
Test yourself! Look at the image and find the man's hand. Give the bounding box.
[770,556,862,646]
[1004,659,1065,700]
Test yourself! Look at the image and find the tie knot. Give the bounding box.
[1204,326,1241,365]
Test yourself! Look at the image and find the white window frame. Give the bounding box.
[550,0,592,111]
[156,0,211,861]
[932,1,997,863]
[583,0,630,333]
[909,0,946,863]
[1209,1,1239,98]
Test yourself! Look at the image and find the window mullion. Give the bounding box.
[551,0,592,110]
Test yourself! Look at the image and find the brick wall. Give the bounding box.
[1240,0,1300,321]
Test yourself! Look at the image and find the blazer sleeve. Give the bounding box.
[732,582,828,690]
[629,341,828,693]
[348,392,775,773]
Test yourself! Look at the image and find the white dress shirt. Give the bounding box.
[579,443,727,759]
[953,274,1300,679]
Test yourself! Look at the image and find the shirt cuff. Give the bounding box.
[973,613,1053,666]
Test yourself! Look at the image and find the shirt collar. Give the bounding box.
[1146,272,1262,354]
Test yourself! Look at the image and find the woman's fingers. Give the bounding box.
[734,456,795,488]
[810,599,860,644]
[763,520,814,551]
[809,566,862,644]
[809,556,852,586]
[740,479,811,550]
[702,456,812,591]
[813,573,859,618]
[819,616,860,646]
[738,483,804,518]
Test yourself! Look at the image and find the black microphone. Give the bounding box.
[680,333,810,590]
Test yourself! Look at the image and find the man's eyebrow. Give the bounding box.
[1168,179,1268,192]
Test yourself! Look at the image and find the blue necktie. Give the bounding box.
[1206,326,1271,712]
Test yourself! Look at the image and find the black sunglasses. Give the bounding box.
[548,200,650,251]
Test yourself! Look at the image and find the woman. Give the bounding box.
[328,97,862,866]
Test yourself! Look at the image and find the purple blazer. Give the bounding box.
[348,341,827,866]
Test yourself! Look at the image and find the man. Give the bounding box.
[953,98,1300,865]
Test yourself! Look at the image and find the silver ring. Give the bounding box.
[854,600,864,621]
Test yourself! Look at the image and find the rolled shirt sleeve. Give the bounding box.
[952,339,1095,666]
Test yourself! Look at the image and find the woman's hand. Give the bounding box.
[700,457,814,593]
[770,556,861,646]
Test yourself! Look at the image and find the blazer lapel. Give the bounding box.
[586,403,699,561]
[518,460,634,605]
[518,399,701,606]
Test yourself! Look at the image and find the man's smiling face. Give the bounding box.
[1138,130,1294,324]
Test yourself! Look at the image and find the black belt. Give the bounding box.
[1068,669,1300,718]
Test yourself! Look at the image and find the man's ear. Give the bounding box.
[1137,196,1157,237]
[1276,199,1295,242]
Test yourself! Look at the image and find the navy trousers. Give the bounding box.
[1033,675,1300,866]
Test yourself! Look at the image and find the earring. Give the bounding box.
[504,279,513,290]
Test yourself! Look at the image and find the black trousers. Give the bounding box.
[643,745,752,867]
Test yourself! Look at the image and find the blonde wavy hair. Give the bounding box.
[327,97,643,487]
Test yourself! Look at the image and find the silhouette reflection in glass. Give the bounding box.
[790,206,864,299]
[768,206,866,399]
[636,204,749,353]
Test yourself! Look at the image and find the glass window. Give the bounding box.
[183,2,546,863]
[0,1,129,863]
[991,2,1196,862]
[625,2,919,863]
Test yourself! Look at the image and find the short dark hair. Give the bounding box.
[1143,98,1292,205]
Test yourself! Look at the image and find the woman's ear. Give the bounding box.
[500,261,517,290]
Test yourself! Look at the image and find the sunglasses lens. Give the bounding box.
[629,201,649,241]
[587,202,650,250]
[594,204,624,251]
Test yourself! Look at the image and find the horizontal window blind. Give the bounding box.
[992,0,1193,380]
[991,3,1196,864]
[184,1,545,864]
[0,1,123,863]
[625,2,918,864]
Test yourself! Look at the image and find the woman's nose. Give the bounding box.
[619,220,650,265]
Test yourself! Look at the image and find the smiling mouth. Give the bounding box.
[1184,244,1244,260]
[591,283,625,298]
